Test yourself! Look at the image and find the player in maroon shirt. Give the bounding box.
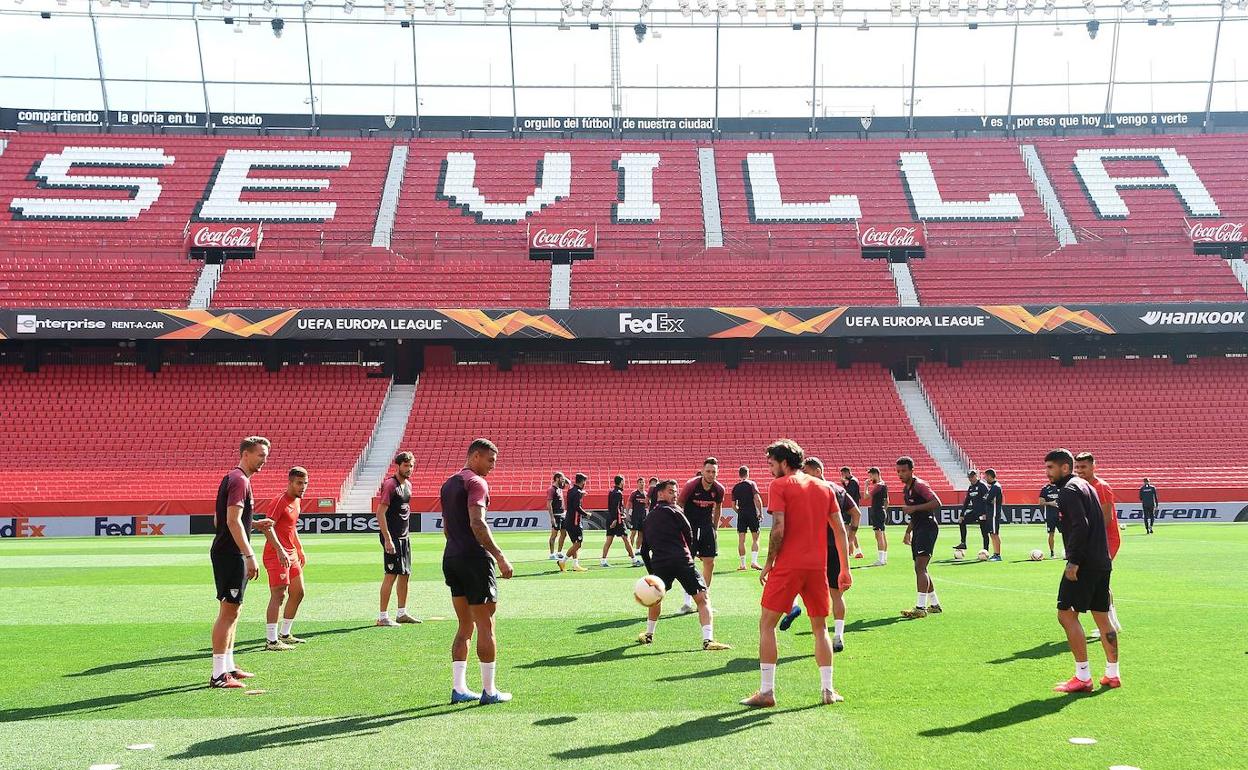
[678,458,726,612]
[209,436,274,689]
[441,438,514,705]
[601,475,642,567]
[897,456,944,619]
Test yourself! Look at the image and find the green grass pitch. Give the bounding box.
[1,524,1245,770]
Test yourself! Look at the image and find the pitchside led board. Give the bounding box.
[2,303,1247,342]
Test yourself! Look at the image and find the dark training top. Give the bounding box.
[213,466,254,556]
[630,489,648,517]
[379,474,412,539]
[731,480,760,517]
[1139,484,1159,510]
[440,468,490,561]
[904,477,941,530]
[679,478,725,525]
[961,480,989,517]
[986,481,1004,517]
[1056,474,1112,571]
[841,476,861,505]
[566,485,587,527]
[869,482,889,515]
[607,488,626,527]
[641,503,695,565]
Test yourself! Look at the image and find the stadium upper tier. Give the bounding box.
[0,364,388,504]
[2,132,1247,308]
[917,356,1248,490]
[390,361,944,498]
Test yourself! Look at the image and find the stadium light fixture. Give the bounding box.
[262,0,273,10]
[384,0,396,13]
[1239,0,1247,10]
[678,0,691,15]
[140,0,151,7]
[605,0,617,15]
[304,0,314,11]
[774,0,787,15]
[755,0,766,16]
[1004,0,1015,14]
[698,0,711,16]
[1086,17,1099,36]
[1221,0,1231,10]
[633,20,646,39]
[405,0,417,13]
[444,0,454,14]
[222,0,232,9]
[1122,0,1134,11]
[424,0,435,14]
[1159,0,1168,10]
[795,0,806,17]
[890,0,901,15]
[1140,0,1152,9]
[986,0,997,16]
[200,0,211,9]
[583,0,594,16]
[1023,0,1035,14]
[638,0,650,12]
[342,0,353,12]
[1043,0,1055,12]
[910,0,921,16]
[717,0,729,17]
[736,0,747,13]
[271,16,284,35]
[815,0,827,17]
[1083,0,1094,13]
[968,0,978,15]
[929,0,941,16]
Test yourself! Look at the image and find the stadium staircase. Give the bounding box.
[1020,144,1077,246]
[1229,259,1248,296]
[698,147,724,248]
[893,378,969,490]
[188,262,223,309]
[549,263,571,309]
[371,144,408,250]
[337,381,417,513]
[889,261,921,306]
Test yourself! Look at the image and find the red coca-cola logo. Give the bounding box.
[530,226,594,250]
[191,224,259,249]
[860,225,923,248]
[1189,221,1245,243]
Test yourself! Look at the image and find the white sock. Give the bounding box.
[1105,661,1119,678]
[397,607,408,617]
[379,611,389,621]
[879,550,887,562]
[701,624,713,642]
[212,654,227,679]
[1075,661,1091,681]
[833,619,845,639]
[1108,603,1121,631]
[681,590,692,607]
[480,662,497,696]
[760,663,776,693]
[820,665,833,691]
[917,592,928,609]
[279,618,294,637]
[646,619,658,635]
[224,649,235,672]
[751,549,760,565]
[266,623,279,643]
[452,660,468,692]
[740,556,747,568]
[928,591,939,607]
[601,559,610,566]
[572,558,580,567]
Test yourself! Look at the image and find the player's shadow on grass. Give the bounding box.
[794,616,905,636]
[655,655,803,683]
[575,613,696,635]
[170,704,458,759]
[553,704,818,759]
[0,683,202,722]
[517,644,688,669]
[66,625,374,678]
[919,689,1108,736]
[986,641,1070,665]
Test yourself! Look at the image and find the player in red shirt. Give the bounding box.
[741,439,851,709]
[258,467,309,651]
[1075,452,1123,634]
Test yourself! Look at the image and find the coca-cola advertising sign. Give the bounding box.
[859,224,925,248]
[528,225,596,251]
[1187,219,1246,244]
[186,223,263,250]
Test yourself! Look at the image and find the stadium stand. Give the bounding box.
[0,364,388,503]
[916,357,1248,489]
[390,360,944,497]
[0,251,200,308]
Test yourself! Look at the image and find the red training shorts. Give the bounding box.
[761,567,830,618]
[264,555,302,588]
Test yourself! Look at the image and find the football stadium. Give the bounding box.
[1,1,1247,768]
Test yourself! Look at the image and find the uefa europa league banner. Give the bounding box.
[1,304,1246,342]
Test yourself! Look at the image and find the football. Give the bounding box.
[952,549,966,561]
[1030,549,1044,561]
[977,549,990,561]
[633,575,666,607]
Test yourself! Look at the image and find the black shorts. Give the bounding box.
[606,521,627,537]
[911,526,938,559]
[443,555,498,605]
[381,535,412,576]
[651,558,706,597]
[563,523,584,544]
[737,510,760,534]
[869,509,887,531]
[1045,511,1060,533]
[551,514,564,530]
[986,513,1002,535]
[691,523,718,558]
[1057,568,1111,613]
[630,512,646,531]
[827,542,845,590]
[211,549,248,604]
